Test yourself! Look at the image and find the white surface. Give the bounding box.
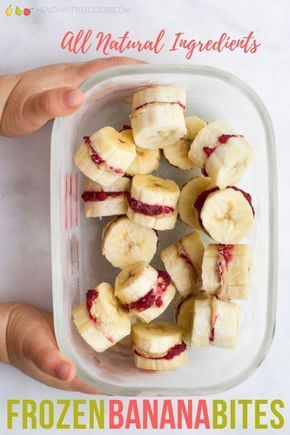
[0,0,289,433]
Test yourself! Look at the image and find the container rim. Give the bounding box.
[51,64,277,396]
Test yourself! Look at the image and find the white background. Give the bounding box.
[0,0,289,433]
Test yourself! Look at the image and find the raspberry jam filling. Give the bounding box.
[209,316,218,342]
[230,186,255,216]
[127,194,174,216]
[119,124,132,131]
[86,289,99,323]
[134,341,186,360]
[135,101,186,111]
[202,134,242,173]
[121,270,171,313]
[194,186,219,217]
[216,244,234,288]
[82,190,125,202]
[179,251,194,267]
[209,298,218,342]
[83,136,125,175]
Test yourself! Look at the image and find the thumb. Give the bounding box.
[30,345,76,382]
[24,86,84,128]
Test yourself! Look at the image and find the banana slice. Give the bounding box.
[127,175,180,231]
[74,127,136,186]
[161,231,204,297]
[202,244,251,299]
[176,295,240,349]
[130,86,186,149]
[131,321,187,370]
[115,262,176,322]
[82,177,131,217]
[121,130,161,176]
[178,176,215,230]
[132,85,186,110]
[188,121,234,168]
[195,186,255,243]
[102,217,158,269]
[188,121,254,188]
[175,295,195,343]
[163,116,207,169]
[72,283,131,352]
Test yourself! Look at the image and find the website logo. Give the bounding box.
[5,5,32,16]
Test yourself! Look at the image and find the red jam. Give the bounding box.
[135,341,186,360]
[83,136,125,175]
[230,186,255,216]
[203,146,215,158]
[209,314,218,342]
[218,244,234,265]
[202,134,242,165]
[90,147,106,165]
[194,187,219,215]
[127,195,174,216]
[179,251,193,267]
[216,244,234,286]
[135,101,186,111]
[120,124,132,131]
[86,289,99,322]
[194,187,219,231]
[121,270,171,313]
[82,190,125,202]
[218,134,240,144]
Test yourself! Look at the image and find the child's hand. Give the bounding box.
[0,56,143,137]
[3,303,98,394]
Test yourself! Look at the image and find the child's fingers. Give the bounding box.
[74,56,146,84]
[26,342,76,382]
[23,86,84,128]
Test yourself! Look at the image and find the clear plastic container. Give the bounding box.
[51,65,277,396]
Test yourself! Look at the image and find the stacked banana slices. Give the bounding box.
[82,177,131,217]
[132,321,188,370]
[72,83,256,372]
[115,261,176,322]
[194,186,255,244]
[188,121,254,188]
[130,86,187,149]
[161,231,204,297]
[176,295,240,349]
[202,244,251,300]
[127,175,180,230]
[74,127,136,186]
[72,283,131,352]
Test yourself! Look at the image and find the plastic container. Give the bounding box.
[51,65,277,396]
